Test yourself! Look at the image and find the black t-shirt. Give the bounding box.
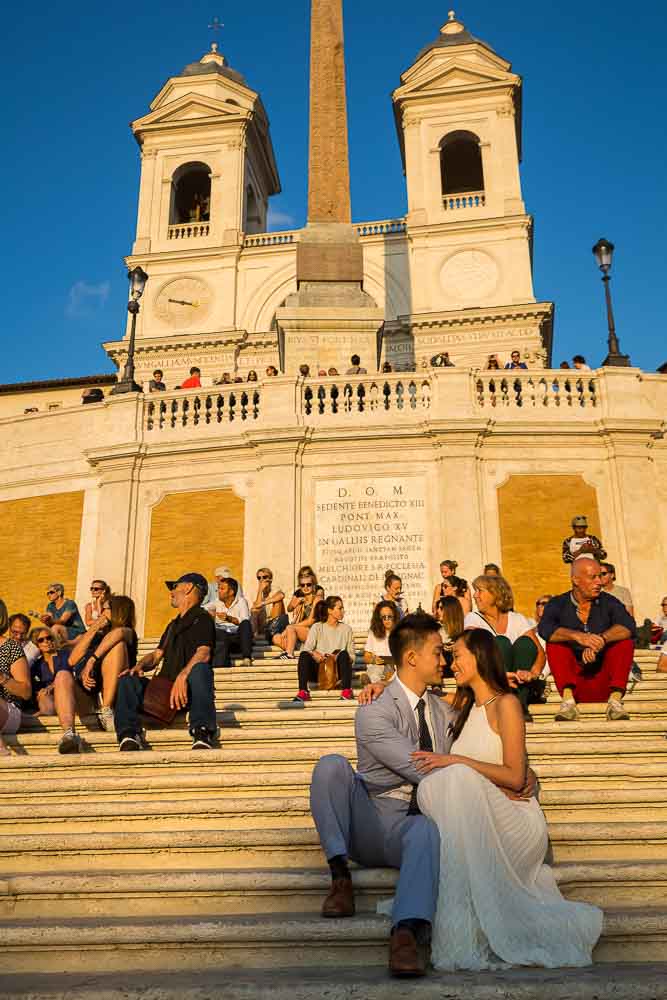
[158,605,216,681]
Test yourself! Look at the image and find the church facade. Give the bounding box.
[1,14,666,633]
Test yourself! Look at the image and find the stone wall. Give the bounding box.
[0,492,84,617]
[144,489,245,637]
[498,474,602,617]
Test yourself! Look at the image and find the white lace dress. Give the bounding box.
[417,704,603,971]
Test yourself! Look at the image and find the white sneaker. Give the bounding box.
[97,707,115,732]
[554,700,579,722]
[606,699,630,721]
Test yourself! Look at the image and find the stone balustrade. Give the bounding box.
[243,230,300,248]
[242,220,407,251]
[145,387,261,431]
[355,219,407,237]
[443,191,486,210]
[302,373,431,418]
[167,222,211,240]
[474,371,599,410]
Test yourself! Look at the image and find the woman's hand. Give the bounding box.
[411,751,459,773]
[80,659,97,691]
[515,669,537,684]
[357,681,386,706]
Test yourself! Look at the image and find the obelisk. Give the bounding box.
[279,0,382,372]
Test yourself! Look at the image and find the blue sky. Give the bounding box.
[2,1,665,384]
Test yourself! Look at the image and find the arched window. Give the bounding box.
[170,162,211,225]
[440,131,484,196]
[245,186,262,234]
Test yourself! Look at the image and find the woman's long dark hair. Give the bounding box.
[369,600,399,639]
[449,628,512,741]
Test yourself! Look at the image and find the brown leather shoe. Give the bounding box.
[321,877,355,918]
[389,927,427,977]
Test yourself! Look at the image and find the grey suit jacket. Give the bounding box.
[355,679,457,795]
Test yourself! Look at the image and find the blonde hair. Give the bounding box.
[472,574,514,614]
[30,625,63,651]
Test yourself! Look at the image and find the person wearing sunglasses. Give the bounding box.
[273,572,324,659]
[0,604,31,755]
[39,584,85,645]
[364,601,400,683]
[3,613,39,668]
[251,568,287,642]
[84,580,112,628]
[29,627,80,753]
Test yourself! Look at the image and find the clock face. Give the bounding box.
[154,277,213,328]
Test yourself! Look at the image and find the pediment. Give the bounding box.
[399,55,515,97]
[133,93,247,132]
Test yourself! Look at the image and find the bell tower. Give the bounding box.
[392,12,553,367]
[104,43,281,385]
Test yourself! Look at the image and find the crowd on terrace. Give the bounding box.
[1,519,665,755]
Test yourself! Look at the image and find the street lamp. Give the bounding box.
[592,238,630,367]
[110,265,149,394]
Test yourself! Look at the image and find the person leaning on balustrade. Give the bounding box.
[68,595,138,732]
[538,558,635,722]
[0,604,31,756]
[364,601,400,683]
[465,574,546,721]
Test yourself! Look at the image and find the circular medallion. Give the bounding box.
[154,277,213,329]
[440,251,499,303]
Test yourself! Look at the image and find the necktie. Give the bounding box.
[408,698,433,815]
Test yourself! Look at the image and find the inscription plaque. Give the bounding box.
[315,476,430,630]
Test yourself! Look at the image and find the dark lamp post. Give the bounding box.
[111,266,149,394]
[592,238,630,367]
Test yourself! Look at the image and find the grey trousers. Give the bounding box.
[310,753,440,925]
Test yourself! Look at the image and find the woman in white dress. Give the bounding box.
[413,628,603,971]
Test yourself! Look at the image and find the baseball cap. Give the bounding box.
[165,573,208,596]
[571,515,588,527]
[214,565,233,579]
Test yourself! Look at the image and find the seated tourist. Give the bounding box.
[0,606,31,755]
[39,584,85,644]
[465,574,546,720]
[381,572,408,618]
[273,570,324,659]
[538,557,636,722]
[6,613,39,667]
[251,568,287,641]
[293,596,356,703]
[83,579,112,627]
[600,563,634,617]
[114,573,217,751]
[29,627,82,753]
[484,563,501,577]
[431,559,458,613]
[658,640,667,674]
[562,515,607,564]
[534,595,553,661]
[435,595,464,679]
[68,595,138,731]
[204,577,252,668]
[654,596,667,644]
[364,601,400,683]
[440,575,472,615]
[204,565,245,605]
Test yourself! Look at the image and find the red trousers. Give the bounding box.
[546,639,634,702]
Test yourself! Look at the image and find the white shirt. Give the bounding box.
[395,675,435,748]
[365,631,392,657]
[465,610,535,644]
[204,594,250,633]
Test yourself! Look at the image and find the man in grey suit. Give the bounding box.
[310,613,454,976]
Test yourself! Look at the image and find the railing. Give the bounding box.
[243,230,300,248]
[355,219,407,237]
[167,222,211,240]
[145,388,261,431]
[303,374,431,418]
[474,372,599,410]
[443,191,485,211]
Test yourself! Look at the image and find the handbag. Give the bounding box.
[142,674,177,725]
[317,650,341,691]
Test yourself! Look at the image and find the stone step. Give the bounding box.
[3,861,666,920]
[3,963,667,1000]
[4,786,667,833]
[1,908,666,974]
[0,821,665,873]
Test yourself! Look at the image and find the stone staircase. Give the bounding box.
[1,645,666,998]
